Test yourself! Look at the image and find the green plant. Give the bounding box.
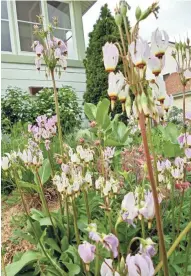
[32,86,82,134]
[1,87,34,133]
[1,86,82,134]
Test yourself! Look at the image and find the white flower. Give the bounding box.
[148,55,165,76]
[95,176,104,190]
[102,42,119,72]
[118,84,129,101]
[100,259,120,276]
[129,37,150,68]
[108,71,125,98]
[184,68,191,80]
[164,94,173,111]
[71,153,80,163]
[150,76,167,103]
[85,171,92,185]
[158,173,165,183]
[121,192,138,225]
[103,181,112,196]
[1,156,10,171]
[151,29,169,58]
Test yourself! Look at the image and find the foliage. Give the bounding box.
[1,86,82,134]
[167,106,183,125]
[1,87,34,133]
[32,87,82,134]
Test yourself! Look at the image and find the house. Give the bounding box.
[162,42,191,112]
[1,0,96,107]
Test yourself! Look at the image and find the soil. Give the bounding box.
[1,189,60,265]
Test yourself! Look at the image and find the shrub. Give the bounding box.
[1,86,82,134]
[1,87,34,133]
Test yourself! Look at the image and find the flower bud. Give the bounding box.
[115,11,123,26]
[120,0,128,16]
[90,121,97,128]
[135,6,142,20]
[79,138,85,144]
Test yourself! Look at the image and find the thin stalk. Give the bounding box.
[118,25,126,56]
[171,179,176,241]
[47,150,54,178]
[147,118,159,187]
[65,195,70,240]
[71,197,80,245]
[184,193,191,275]
[139,112,169,276]
[2,254,7,276]
[50,69,63,156]
[177,189,185,237]
[95,244,100,276]
[83,189,91,224]
[154,221,191,275]
[141,216,145,239]
[13,170,66,276]
[35,169,61,245]
[123,15,131,44]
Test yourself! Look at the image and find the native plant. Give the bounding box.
[1,2,191,276]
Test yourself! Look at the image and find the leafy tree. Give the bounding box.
[83,4,126,106]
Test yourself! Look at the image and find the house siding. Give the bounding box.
[1,62,86,108]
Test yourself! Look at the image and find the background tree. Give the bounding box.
[83,4,129,109]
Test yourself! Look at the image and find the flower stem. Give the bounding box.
[95,244,100,276]
[83,189,91,224]
[141,216,145,239]
[184,192,191,275]
[171,180,176,241]
[139,112,169,276]
[154,221,191,274]
[13,169,66,276]
[65,195,70,240]
[177,189,185,237]
[47,150,54,178]
[71,197,80,245]
[2,253,7,276]
[35,169,61,245]
[50,69,63,156]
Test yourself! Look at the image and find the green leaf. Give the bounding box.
[96,98,111,129]
[84,103,97,121]
[34,159,51,185]
[19,181,39,193]
[61,236,69,252]
[45,238,61,253]
[65,246,80,265]
[63,262,80,276]
[39,217,52,226]
[5,251,41,276]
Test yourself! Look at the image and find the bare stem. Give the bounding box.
[139,112,169,276]
[83,189,91,224]
[50,69,63,156]
[155,221,191,274]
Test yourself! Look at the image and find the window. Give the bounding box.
[1,0,12,51]
[47,1,75,59]
[163,73,170,81]
[16,1,41,52]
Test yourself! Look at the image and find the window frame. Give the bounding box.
[1,0,15,54]
[9,0,77,59]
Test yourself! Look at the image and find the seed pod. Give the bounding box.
[141,92,150,117]
[135,6,142,20]
[115,11,123,26]
[125,95,132,117]
[120,0,128,16]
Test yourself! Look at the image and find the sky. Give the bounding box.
[83,0,191,47]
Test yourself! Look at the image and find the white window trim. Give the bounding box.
[8,0,77,59]
[1,0,15,54]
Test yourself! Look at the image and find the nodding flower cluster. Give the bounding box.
[102,28,173,123]
[28,115,57,150]
[120,189,162,228]
[32,31,68,72]
[95,175,122,197]
[178,133,191,159]
[157,157,190,191]
[53,145,94,196]
[1,152,18,171]
[78,223,156,276]
[19,139,44,168]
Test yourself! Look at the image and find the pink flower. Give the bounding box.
[103,234,119,258]
[129,37,150,68]
[185,148,191,159]
[126,254,154,276]
[45,140,51,150]
[175,181,190,191]
[139,191,162,221]
[100,259,120,276]
[78,242,96,264]
[177,134,185,147]
[139,238,156,257]
[54,48,61,60]
[35,44,44,57]
[102,42,119,72]
[185,111,191,121]
[35,57,42,71]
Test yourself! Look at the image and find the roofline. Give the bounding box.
[81,1,96,16]
[172,91,191,97]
